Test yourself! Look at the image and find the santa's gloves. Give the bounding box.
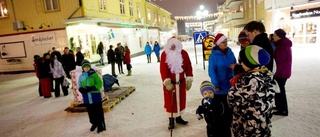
[164,80,174,91]
[186,80,192,91]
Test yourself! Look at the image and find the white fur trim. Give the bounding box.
[215,35,227,45]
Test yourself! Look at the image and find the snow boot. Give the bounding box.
[168,117,175,130]
[176,116,188,125]
[90,124,97,131]
[126,70,131,76]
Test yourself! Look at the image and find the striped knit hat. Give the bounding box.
[200,81,215,97]
[239,45,270,69]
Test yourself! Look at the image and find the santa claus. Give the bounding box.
[160,37,193,130]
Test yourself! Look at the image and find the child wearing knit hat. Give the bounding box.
[196,81,226,137]
[78,59,106,133]
[227,45,277,136]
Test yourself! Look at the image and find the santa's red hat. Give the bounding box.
[214,33,227,46]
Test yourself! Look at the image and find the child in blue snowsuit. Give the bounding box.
[196,81,226,137]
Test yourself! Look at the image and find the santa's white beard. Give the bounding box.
[165,49,183,74]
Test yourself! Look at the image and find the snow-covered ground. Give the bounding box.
[0,41,319,137]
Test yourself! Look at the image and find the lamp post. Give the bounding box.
[196,5,208,31]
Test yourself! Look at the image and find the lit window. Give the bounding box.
[163,16,166,23]
[154,11,157,22]
[120,0,125,14]
[44,0,59,12]
[0,0,8,18]
[147,9,151,20]
[99,0,107,10]
[158,14,161,22]
[129,1,133,16]
[137,4,141,18]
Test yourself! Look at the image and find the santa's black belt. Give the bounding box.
[171,79,185,84]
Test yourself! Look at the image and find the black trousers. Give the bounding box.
[110,62,116,76]
[86,102,105,129]
[213,94,232,137]
[274,76,288,112]
[116,60,123,73]
[54,76,68,97]
[126,64,132,71]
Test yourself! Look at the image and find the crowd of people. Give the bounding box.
[32,20,292,136]
[160,21,292,137]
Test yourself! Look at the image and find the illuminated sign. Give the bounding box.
[291,7,320,19]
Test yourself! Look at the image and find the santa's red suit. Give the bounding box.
[160,38,193,117]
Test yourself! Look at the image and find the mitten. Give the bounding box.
[186,80,192,91]
[196,106,204,120]
[79,87,88,94]
[86,86,97,91]
[164,80,174,91]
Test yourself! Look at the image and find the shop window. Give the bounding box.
[129,0,133,16]
[120,0,125,14]
[0,0,7,18]
[44,0,59,12]
[99,0,107,11]
[306,22,317,35]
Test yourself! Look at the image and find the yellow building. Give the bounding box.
[0,0,176,72]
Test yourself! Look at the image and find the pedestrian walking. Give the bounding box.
[153,41,161,62]
[144,42,152,63]
[96,42,105,66]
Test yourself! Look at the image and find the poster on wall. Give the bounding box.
[0,41,27,59]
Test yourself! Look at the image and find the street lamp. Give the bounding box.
[196,5,208,31]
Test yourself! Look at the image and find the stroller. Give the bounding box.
[102,74,120,92]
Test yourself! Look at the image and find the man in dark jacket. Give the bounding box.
[51,47,62,62]
[107,45,117,77]
[75,47,84,66]
[61,47,76,79]
[243,21,274,71]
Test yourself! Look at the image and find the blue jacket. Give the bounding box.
[144,44,152,54]
[208,47,236,94]
[78,69,103,104]
[153,43,161,55]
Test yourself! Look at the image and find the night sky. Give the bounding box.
[152,0,225,16]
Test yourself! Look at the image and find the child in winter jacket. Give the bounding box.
[196,81,226,137]
[227,45,276,137]
[78,59,106,133]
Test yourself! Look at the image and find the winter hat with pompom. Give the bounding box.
[240,45,270,69]
[214,33,227,46]
[200,81,215,97]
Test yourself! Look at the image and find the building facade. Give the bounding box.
[0,0,176,72]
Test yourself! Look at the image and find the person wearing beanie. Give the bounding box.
[78,59,106,133]
[273,28,292,116]
[228,45,277,136]
[160,37,193,130]
[196,81,226,137]
[208,32,236,137]
[243,21,274,72]
[237,30,251,50]
[231,31,252,75]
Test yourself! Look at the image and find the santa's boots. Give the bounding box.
[168,117,175,130]
[176,116,188,125]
